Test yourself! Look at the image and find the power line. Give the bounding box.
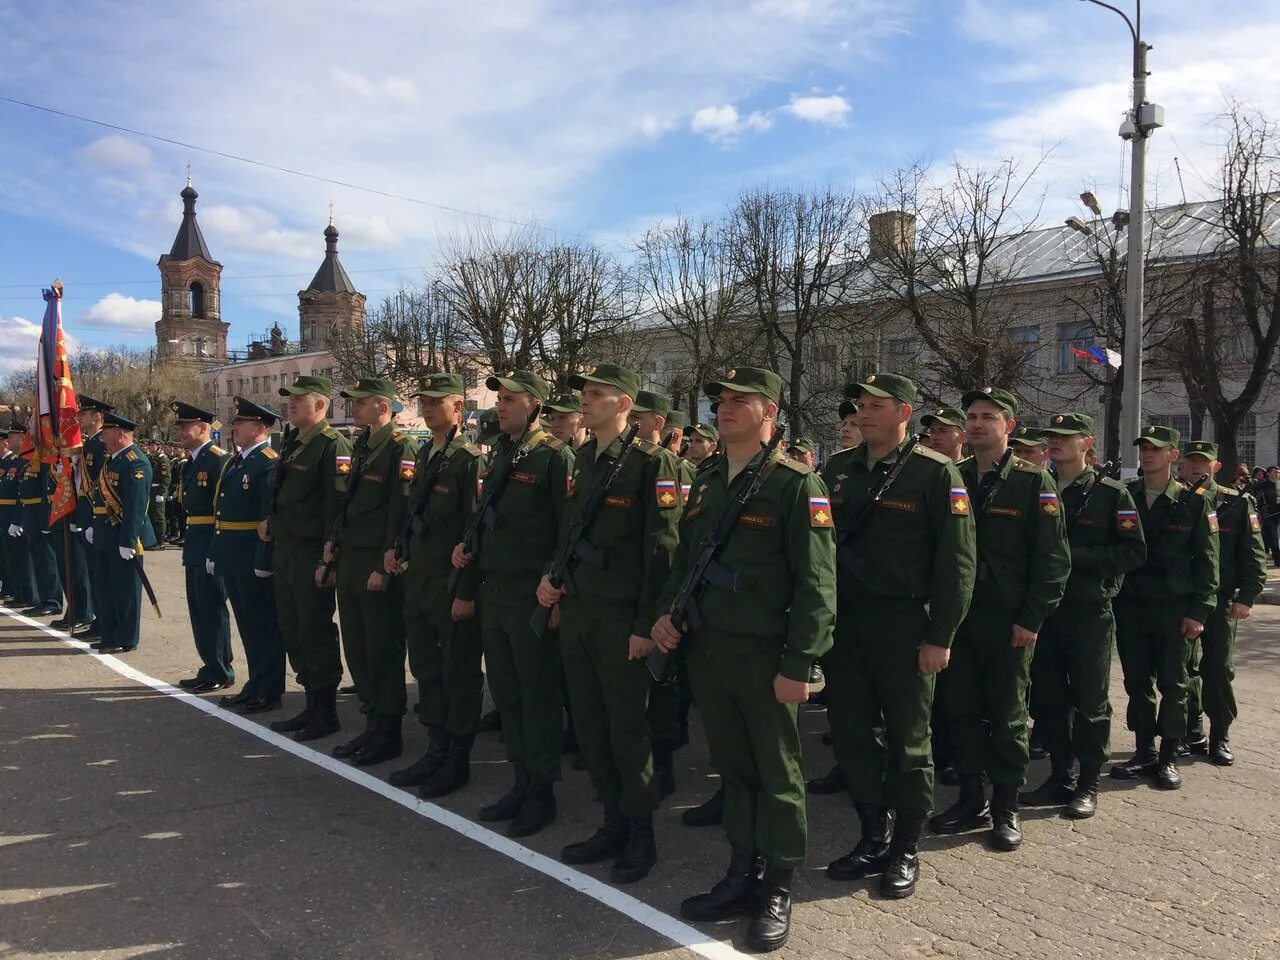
[0,265,422,291]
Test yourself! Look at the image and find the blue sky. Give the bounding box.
[1,0,1277,372]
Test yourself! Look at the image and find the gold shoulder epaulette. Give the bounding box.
[261,447,279,460]
[125,449,139,461]
[209,445,226,457]
[912,445,951,464]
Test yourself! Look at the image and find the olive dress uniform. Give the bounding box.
[21,461,62,611]
[96,422,158,651]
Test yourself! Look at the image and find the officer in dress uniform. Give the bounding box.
[68,395,113,639]
[210,398,285,714]
[170,402,234,693]
[93,411,158,653]
[0,426,34,607]
[146,441,170,550]
[19,437,63,616]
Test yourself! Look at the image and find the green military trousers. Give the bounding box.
[826,594,936,816]
[948,605,1033,787]
[1031,599,1114,768]
[559,598,657,816]
[685,628,806,867]
[273,540,342,691]
[1186,598,1238,735]
[403,572,483,737]
[480,576,562,781]
[1114,598,1191,741]
[336,545,406,720]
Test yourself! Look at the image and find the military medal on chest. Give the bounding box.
[242,472,251,490]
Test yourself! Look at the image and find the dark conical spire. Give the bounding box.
[169,177,213,261]
[307,220,357,294]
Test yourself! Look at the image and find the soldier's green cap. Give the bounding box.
[632,390,671,414]
[1042,412,1094,436]
[961,386,1019,416]
[279,374,332,397]
[847,372,918,405]
[684,422,719,442]
[838,399,858,419]
[787,437,815,455]
[664,409,688,429]
[921,406,966,430]
[705,367,783,404]
[476,407,502,444]
[231,396,279,427]
[567,363,642,399]
[543,393,582,413]
[485,368,550,401]
[1010,426,1047,447]
[1135,424,1180,448]
[412,372,465,398]
[339,377,397,400]
[1183,439,1218,460]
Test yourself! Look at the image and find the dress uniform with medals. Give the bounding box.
[209,398,285,713]
[171,402,234,692]
[72,395,114,638]
[0,426,34,606]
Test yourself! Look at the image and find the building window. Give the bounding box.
[1149,413,1192,442]
[1239,413,1258,468]
[252,376,261,393]
[1057,320,1093,375]
[1009,326,1042,370]
[190,281,205,318]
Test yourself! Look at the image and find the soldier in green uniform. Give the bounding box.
[786,437,816,468]
[471,406,506,737]
[170,403,234,693]
[209,398,285,714]
[661,408,688,456]
[837,399,861,451]
[683,422,719,466]
[1021,413,1146,818]
[545,392,588,451]
[922,406,967,462]
[322,379,416,766]
[536,363,681,883]
[1111,425,1219,790]
[1009,426,1050,469]
[94,412,158,653]
[384,373,483,796]
[147,441,170,550]
[822,373,977,900]
[167,445,186,543]
[0,427,35,608]
[929,389,1070,851]
[263,376,351,741]
[1179,441,1266,767]
[452,369,573,837]
[650,366,834,951]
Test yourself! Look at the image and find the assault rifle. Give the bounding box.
[393,424,458,567]
[259,424,299,573]
[318,425,371,587]
[835,431,927,575]
[1066,459,1119,527]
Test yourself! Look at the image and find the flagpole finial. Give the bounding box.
[51,279,63,297]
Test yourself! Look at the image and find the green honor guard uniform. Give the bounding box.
[329,379,418,767]
[822,373,976,900]
[265,376,352,742]
[1112,425,1219,790]
[1,425,35,607]
[1180,441,1266,767]
[385,373,483,797]
[1023,413,1146,818]
[95,412,158,653]
[170,402,234,692]
[209,398,285,714]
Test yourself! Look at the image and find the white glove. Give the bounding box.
[205,559,215,576]
[254,568,273,579]
[7,524,21,537]
[155,496,165,504]
[69,523,81,533]
[119,546,135,560]
[84,527,94,544]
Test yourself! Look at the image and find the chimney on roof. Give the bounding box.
[868,210,916,262]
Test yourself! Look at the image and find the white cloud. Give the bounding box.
[0,316,43,373]
[691,104,773,142]
[75,134,152,170]
[785,94,851,127]
[639,113,677,139]
[331,68,418,105]
[77,293,161,334]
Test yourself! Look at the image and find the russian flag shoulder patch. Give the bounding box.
[809,495,833,528]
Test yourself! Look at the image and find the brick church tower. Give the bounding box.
[298,216,365,351]
[155,178,229,364]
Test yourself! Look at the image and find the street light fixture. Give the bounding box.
[1065,216,1094,236]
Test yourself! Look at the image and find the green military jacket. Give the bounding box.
[1208,483,1267,607]
[658,446,836,681]
[149,452,171,504]
[336,421,417,553]
[823,440,977,649]
[476,427,574,580]
[270,420,351,547]
[1056,467,1146,603]
[388,430,482,605]
[959,453,1071,631]
[558,434,682,637]
[1120,476,1220,623]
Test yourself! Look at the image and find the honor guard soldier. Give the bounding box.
[384,373,483,796]
[50,405,95,632]
[210,398,285,714]
[651,367,834,951]
[1180,441,1266,767]
[1111,425,1219,790]
[545,392,589,451]
[930,389,1070,851]
[146,441,170,549]
[922,406,967,462]
[171,403,234,693]
[264,376,352,742]
[1023,414,1146,818]
[19,431,62,616]
[167,446,186,543]
[1009,426,1050,469]
[327,379,417,766]
[822,373,976,900]
[537,364,682,883]
[452,369,573,837]
[0,426,34,607]
[94,412,158,653]
[70,395,114,638]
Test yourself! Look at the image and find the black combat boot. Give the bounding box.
[879,812,924,899]
[561,805,628,864]
[389,725,449,787]
[332,713,376,758]
[270,690,315,734]
[1027,724,1047,760]
[611,814,657,884]
[296,686,340,741]
[1066,763,1101,819]
[1209,723,1234,767]
[681,784,724,827]
[352,715,404,767]
[928,775,990,834]
[508,776,556,837]
[1109,735,1157,779]
[1179,725,1209,757]
[420,734,474,798]
[680,846,763,921]
[746,865,793,952]
[1019,755,1076,806]
[1153,737,1181,790]
[827,803,894,880]
[653,742,676,799]
[805,764,847,795]
[989,783,1022,851]
[478,772,528,822]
